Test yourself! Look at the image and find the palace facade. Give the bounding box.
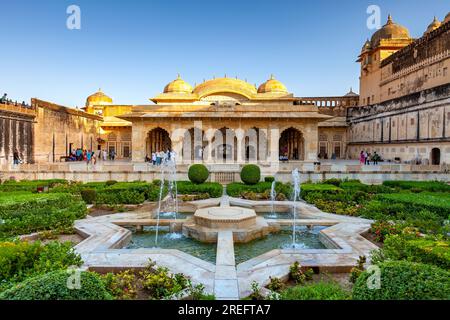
[1,12,449,167]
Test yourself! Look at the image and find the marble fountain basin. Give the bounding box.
[182,206,279,243]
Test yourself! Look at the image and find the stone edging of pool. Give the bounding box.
[73,197,378,300]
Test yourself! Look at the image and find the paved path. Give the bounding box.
[214,231,239,300]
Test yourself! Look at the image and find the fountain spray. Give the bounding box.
[291,168,301,247]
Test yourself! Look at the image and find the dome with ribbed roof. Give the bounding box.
[193,77,257,99]
[370,15,411,47]
[424,16,441,35]
[163,75,193,94]
[257,75,288,94]
[86,89,113,107]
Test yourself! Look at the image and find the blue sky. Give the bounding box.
[0,0,448,107]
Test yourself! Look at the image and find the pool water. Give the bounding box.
[126,226,216,263]
[234,226,328,265]
[155,212,192,219]
[125,226,327,265]
[258,212,312,220]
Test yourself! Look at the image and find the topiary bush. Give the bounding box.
[264,176,275,183]
[188,164,209,184]
[352,260,450,300]
[80,189,97,204]
[0,270,112,300]
[240,165,261,185]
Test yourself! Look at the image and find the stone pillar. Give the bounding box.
[204,130,215,164]
[131,122,146,162]
[170,126,185,165]
[303,123,318,162]
[268,125,280,163]
[235,129,244,164]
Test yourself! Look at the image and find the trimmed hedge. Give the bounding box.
[0,179,68,192]
[0,270,112,300]
[226,182,293,199]
[240,165,261,185]
[188,164,209,184]
[377,193,450,219]
[352,260,450,300]
[383,180,450,193]
[0,193,87,238]
[264,177,275,183]
[300,184,343,199]
[339,181,392,194]
[177,181,222,198]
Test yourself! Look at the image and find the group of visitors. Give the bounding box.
[68,148,117,163]
[145,150,176,165]
[68,149,97,164]
[359,150,381,165]
[1,93,31,108]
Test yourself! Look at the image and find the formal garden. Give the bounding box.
[0,164,449,300]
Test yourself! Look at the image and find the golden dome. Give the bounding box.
[86,89,113,107]
[257,75,288,94]
[370,15,411,47]
[424,16,441,35]
[445,12,450,24]
[193,77,257,99]
[163,75,193,94]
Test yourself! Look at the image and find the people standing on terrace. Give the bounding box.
[13,149,21,166]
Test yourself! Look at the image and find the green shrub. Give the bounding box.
[350,256,367,283]
[352,260,450,300]
[188,164,209,184]
[240,165,261,185]
[300,183,343,199]
[370,221,403,242]
[0,241,82,289]
[105,180,118,187]
[323,178,342,187]
[96,190,145,205]
[279,282,350,300]
[140,263,189,299]
[0,270,112,300]
[102,270,138,300]
[267,277,285,293]
[80,189,97,204]
[176,181,222,198]
[372,234,450,270]
[264,176,275,183]
[382,180,450,193]
[289,261,313,284]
